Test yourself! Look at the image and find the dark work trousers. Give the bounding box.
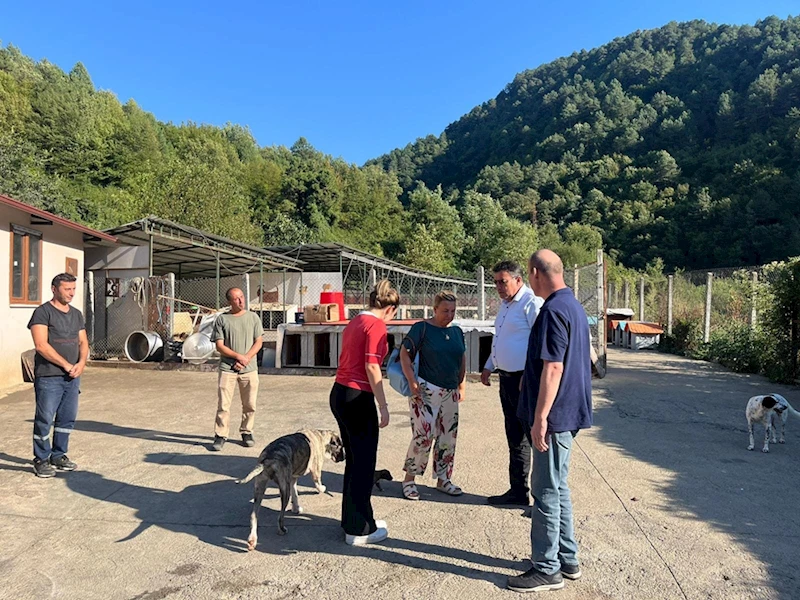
[33,375,80,461]
[329,382,379,536]
[499,371,532,496]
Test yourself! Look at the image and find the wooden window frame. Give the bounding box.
[9,224,43,305]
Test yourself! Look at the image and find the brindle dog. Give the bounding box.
[236,429,344,549]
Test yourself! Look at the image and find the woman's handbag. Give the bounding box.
[386,322,426,396]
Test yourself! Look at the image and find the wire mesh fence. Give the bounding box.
[87,274,173,359]
[87,252,610,369]
[607,267,760,333]
[483,258,606,368]
[337,260,481,321]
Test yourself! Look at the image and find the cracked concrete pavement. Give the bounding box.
[0,348,798,599]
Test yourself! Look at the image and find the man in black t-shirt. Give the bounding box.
[27,273,88,478]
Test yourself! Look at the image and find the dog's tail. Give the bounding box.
[235,464,264,485]
[786,400,800,418]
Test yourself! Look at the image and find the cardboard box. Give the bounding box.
[304,303,340,323]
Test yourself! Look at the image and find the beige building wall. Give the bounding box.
[0,204,85,391]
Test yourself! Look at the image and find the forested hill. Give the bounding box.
[3,17,800,276]
[369,16,800,270]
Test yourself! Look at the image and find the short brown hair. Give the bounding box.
[51,273,77,288]
[369,279,401,309]
[433,290,457,308]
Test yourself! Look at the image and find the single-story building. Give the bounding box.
[0,194,116,391]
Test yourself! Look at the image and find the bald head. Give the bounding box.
[225,287,246,314]
[530,249,564,277]
[528,249,566,298]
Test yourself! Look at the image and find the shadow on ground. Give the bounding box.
[62,450,514,589]
[593,349,800,599]
[73,420,208,446]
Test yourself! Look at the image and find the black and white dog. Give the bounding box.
[746,394,800,452]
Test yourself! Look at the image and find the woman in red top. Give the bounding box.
[330,280,400,546]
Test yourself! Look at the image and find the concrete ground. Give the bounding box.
[0,348,799,600]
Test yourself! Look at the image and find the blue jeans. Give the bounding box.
[530,430,579,575]
[33,375,80,461]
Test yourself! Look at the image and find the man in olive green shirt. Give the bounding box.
[211,287,263,451]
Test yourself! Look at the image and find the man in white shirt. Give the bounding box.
[481,260,544,506]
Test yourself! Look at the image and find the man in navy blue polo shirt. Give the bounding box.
[507,249,593,593]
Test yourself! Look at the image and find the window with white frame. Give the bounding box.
[10,224,42,304]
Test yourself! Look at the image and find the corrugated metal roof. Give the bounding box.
[266,242,476,285]
[625,322,664,335]
[86,216,303,277]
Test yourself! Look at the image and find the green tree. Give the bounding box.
[461,191,538,269]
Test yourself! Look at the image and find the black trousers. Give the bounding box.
[499,371,532,496]
[329,382,379,536]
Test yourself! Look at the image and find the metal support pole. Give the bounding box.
[282,269,287,326]
[166,272,175,360]
[103,270,109,357]
[370,266,377,288]
[477,266,486,321]
[704,272,713,343]
[596,250,605,372]
[167,272,175,339]
[639,277,645,321]
[87,271,95,350]
[751,271,758,330]
[667,275,674,336]
[300,270,305,310]
[243,273,251,311]
[259,263,264,326]
[573,265,579,299]
[215,252,220,309]
[624,281,630,309]
[148,234,154,277]
[362,265,367,307]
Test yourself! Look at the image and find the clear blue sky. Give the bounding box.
[2,1,797,164]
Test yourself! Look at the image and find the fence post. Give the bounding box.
[667,275,674,335]
[299,271,305,310]
[243,273,251,311]
[259,263,264,327]
[751,271,758,330]
[370,266,377,288]
[477,266,486,321]
[87,271,95,350]
[639,277,645,321]
[573,265,579,299]
[282,269,287,324]
[704,272,713,343]
[624,281,630,309]
[215,252,221,309]
[167,272,175,342]
[596,250,605,372]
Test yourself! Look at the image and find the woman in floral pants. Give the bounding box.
[399,291,466,500]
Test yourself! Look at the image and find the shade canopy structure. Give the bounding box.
[87,216,303,278]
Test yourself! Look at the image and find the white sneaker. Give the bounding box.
[345,527,388,546]
[375,519,387,529]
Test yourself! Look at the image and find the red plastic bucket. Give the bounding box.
[320,291,346,321]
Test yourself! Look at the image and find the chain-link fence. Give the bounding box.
[87,251,610,369]
[609,262,800,381]
[608,267,759,337]
[87,274,173,359]
[483,257,607,370]
[174,272,299,343]
[334,260,480,321]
